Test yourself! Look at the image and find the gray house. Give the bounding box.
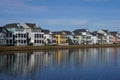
[0,27,6,45]
[0,27,13,46]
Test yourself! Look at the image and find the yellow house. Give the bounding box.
[52,31,68,45]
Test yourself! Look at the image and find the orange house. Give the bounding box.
[109,32,118,44]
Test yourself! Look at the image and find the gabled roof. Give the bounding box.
[0,27,3,32]
[52,30,72,35]
[62,30,72,35]
[101,29,108,33]
[109,31,118,36]
[25,23,42,29]
[42,29,51,34]
[0,27,12,33]
[52,31,61,35]
[72,31,82,35]
[91,31,98,36]
[3,23,23,28]
[73,29,88,32]
[97,29,109,35]
[73,29,88,35]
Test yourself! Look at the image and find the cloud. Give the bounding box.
[83,0,110,1]
[0,0,48,14]
[38,19,88,26]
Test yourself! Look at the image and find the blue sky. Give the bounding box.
[0,0,120,31]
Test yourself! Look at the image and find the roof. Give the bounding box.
[62,30,72,35]
[73,30,81,35]
[0,27,3,32]
[25,23,42,29]
[52,31,61,35]
[73,29,88,32]
[0,27,12,33]
[91,31,98,36]
[73,29,88,35]
[42,29,51,34]
[101,29,108,33]
[52,30,72,35]
[109,31,118,36]
[3,23,23,28]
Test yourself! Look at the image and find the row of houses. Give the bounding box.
[0,23,120,46]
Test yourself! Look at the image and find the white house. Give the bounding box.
[15,28,27,46]
[72,30,82,45]
[91,31,98,44]
[4,23,27,46]
[42,29,53,45]
[97,29,109,44]
[22,23,44,46]
[73,29,90,45]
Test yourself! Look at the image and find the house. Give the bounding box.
[72,30,82,45]
[118,32,120,44]
[0,27,6,45]
[0,27,12,45]
[52,35,57,45]
[109,32,118,44]
[91,31,98,44]
[62,30,74,45]
[0,27,13,46]
[42,29,53,45]
[52,31,68,45]
[86,32,93,45]
[73,29,90,45]
[23,23,44,46]
[97,29,109,44]
[4,23,27,46]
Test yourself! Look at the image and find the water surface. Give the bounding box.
[0,48,120,80]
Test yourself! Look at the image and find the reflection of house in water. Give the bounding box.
[55,50,69,65]
[0,48,120,75]
[0,52,47,74]
[0,53,16,72]
[0,51,58,74]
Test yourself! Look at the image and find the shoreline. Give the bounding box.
[0,44,120,52]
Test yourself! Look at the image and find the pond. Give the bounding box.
[0,48,120,80]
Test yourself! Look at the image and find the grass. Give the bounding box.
[0,44,120,52]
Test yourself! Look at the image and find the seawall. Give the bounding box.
[0,44,120,52]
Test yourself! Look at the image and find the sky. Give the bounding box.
[0,0,120,31]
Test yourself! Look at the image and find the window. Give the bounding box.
[35,34,37,38]
[10,39,12,43]
[38,34,40,38]
[18,40,20,43]
[16,34,17,38]
[24,34,26,38]
[34,40,36,43]
[21,34,23,38]
[7,40,8,43]
[10,34,12,37]
[40,34,41,38]
[42,34,43,38]
[42,40,44,43]
[37,40,39,43]
[6,34,9,37]
[18,34,20,37]
[21,40,23,43]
